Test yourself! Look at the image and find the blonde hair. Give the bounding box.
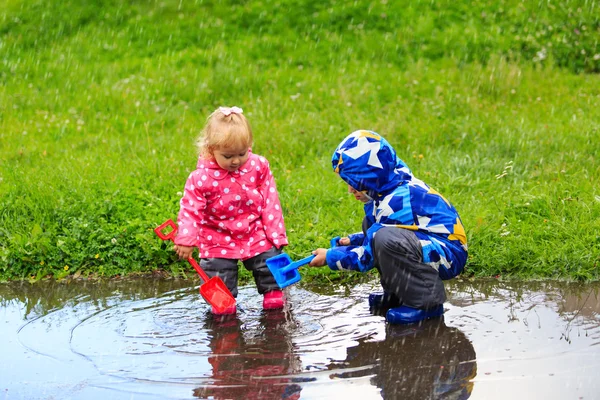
[197,107,253,157]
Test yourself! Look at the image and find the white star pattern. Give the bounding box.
[375,195,395,221]
[342,136,383,169]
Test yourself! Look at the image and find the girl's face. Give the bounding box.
[348,185,371,203]
[213,144,250,172]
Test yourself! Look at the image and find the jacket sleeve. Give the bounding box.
[325,224,383,272]
[258,159,288,249]
[174,171,206,247]
[347,232,365,246]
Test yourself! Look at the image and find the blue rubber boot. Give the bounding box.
[386,304,444,325]
[368,292,400,309]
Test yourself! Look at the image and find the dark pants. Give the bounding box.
[368,219,446,309]
[200,247,282,298]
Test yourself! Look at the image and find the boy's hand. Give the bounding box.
[338,237,350,246]
[174,245,194,260]
[309,248,328,267]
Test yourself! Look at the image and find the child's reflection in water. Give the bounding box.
[327,317,477,399]
[194,309,302,400]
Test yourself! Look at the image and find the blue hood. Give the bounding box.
[332,130,413,199]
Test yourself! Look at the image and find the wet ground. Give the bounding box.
[1,278,599,399]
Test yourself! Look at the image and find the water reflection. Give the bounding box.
[194,310,303,399]
[1,279,599,399]
[328,318,476,399]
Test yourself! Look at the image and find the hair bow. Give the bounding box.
[218,106,243,116]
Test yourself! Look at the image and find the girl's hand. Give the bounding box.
[309,248,328,267]
[174,245,194,260]
[338,237,351,246]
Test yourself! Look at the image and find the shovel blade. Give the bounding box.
[266,253,301,289]
[199,277,236,313]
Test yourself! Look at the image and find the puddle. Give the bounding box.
[1,279,599,399]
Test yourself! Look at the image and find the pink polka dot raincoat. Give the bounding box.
[174,151,288,260]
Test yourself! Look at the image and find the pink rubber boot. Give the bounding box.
[263,290,285,310]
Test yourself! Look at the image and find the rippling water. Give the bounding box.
[1,279,599,399]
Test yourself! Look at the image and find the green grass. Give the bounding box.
[1,0,599,282]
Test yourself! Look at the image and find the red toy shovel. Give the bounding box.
[154,219,236,313]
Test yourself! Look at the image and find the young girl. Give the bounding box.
[173,106,289,315]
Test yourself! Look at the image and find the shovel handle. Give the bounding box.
[282,254,316,274]
[154,219,178,241]
[154,219,211,282]
[187,257,211,283]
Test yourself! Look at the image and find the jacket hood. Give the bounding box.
[331,130,413,199]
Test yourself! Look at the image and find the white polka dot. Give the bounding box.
[258,206,262,212]
[190,185,195,190]
[249,237,254,242]
[260,241,265,246]
[184,212,189,217]
[229,242,235,247]
[224,188,230,193]
[219,222,224,227]
[235,195,241,200]
[205,251,209,256]
[240,249,244,254]
[225,236,231,241]
[268,214,274,220]
[278,223,283,228]
[231,178,236,182]
[238,209,243,214]
[220,215,226,219]
[271,232,277,238]
[275,205,279,210]
[256,167,260,171]
[246,200,253,206]
[183,228,189,234]
[207,235,212,240]
[237,235,243,239]
[269,187,275,193]
[188,200,194,206]
[212,181,218,187]
[202,175,207,181]
[221,250,227,255]
[229,205,234,211]
[274,239,279,245]
[251,160,256,166]
[211,208,216,212]
[198,181,202,186]
[250,177,255,182]
[214,171,220,177]
[237,222,242,227]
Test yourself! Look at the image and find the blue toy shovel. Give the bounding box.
[266,253,316,289]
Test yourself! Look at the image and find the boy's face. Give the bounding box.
[348,185,371,203]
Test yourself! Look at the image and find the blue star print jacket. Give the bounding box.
[326,130,468,280]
